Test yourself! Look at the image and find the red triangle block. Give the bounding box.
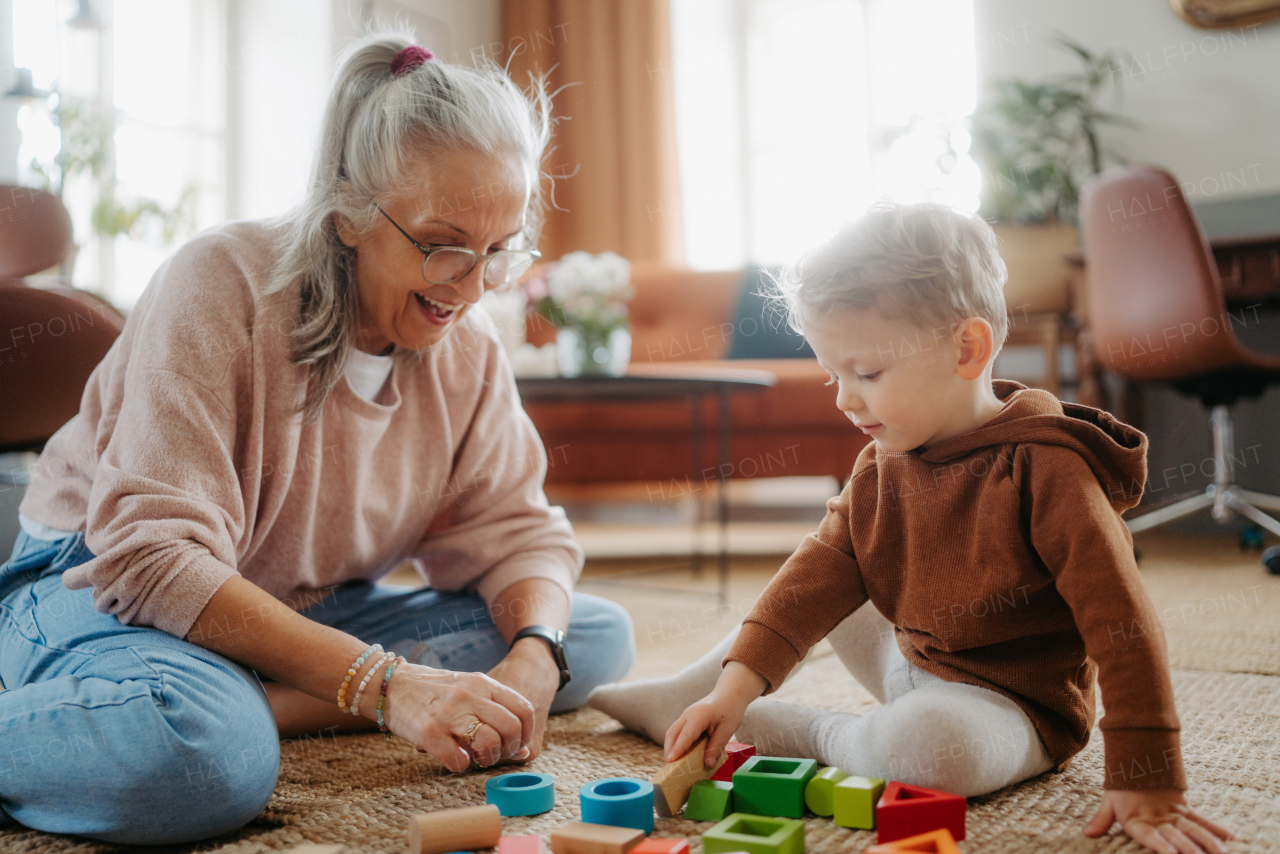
[875,781,966,843]
[866,827,960,853]
[710,742,756,782]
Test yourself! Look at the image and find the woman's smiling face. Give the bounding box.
[338,146,530,354]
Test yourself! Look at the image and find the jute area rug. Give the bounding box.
[1,533,1277,853]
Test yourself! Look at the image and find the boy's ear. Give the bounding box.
[954,317,996,380]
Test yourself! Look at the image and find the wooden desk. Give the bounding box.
[1211,232,1280,305]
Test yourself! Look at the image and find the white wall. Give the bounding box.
[973,0,1280,201]
[227,0,499,220]
[0,0,20,183]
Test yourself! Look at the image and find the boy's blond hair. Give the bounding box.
[774,202,1009,357]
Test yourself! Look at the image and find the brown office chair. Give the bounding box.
[0,280,124,452]
[0,185,75,278]
[1080,164,1280,546]
[0,187,124,453]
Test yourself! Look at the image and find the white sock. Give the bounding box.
[588,626,743,745]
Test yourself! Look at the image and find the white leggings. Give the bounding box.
[747,602,1057,797]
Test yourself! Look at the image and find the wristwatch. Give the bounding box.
[511,625,571,692]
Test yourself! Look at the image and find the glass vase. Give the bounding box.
[556,325,632,377]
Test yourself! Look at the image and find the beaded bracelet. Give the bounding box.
[337,643,383,713]
[377,655,406,738]
[350,652,395,716]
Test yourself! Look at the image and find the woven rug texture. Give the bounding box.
[1,534,1277,853]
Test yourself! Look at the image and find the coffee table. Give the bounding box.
[517,364,776,605]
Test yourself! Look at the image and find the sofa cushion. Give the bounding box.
[726,266,815,359]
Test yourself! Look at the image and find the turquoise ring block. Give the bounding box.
[579,777,656,833]
[485,772,556,817]
[731,756,818,819]
[702,813,805,854]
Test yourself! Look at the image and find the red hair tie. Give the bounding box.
[391,44,435,77]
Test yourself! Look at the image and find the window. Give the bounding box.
[13,0,226,308]
[671,0,978,269]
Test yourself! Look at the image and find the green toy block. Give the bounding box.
[702,813,805,854]
[684,779,734,821]
[731,756,817,819]
[832,775,885,829]
[803,766,848,816]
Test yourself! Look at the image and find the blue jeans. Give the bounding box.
[0,531,634,845]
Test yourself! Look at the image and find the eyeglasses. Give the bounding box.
[376,206,540,288]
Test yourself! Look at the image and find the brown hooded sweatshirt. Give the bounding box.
[725,379,1184,791]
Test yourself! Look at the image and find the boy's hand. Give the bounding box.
[1084,789,1235,854]
[663,661,768,768]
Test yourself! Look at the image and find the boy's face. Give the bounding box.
[803,307,996,453]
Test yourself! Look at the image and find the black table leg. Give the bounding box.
[717,384,730,607]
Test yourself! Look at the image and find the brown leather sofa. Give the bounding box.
[522,265,869,485]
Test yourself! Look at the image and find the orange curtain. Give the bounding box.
[500,0,685,265]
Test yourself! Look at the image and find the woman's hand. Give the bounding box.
[486,637,562,761]
[664,661,767,769]
[1084,789,1234,854]
[378,662,535,773]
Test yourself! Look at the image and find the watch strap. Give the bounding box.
[511,625,571,691]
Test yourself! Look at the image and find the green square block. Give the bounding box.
[803,766,848,817]
[703,812,805,854]
[731,756,818,819]
[685,779,734,822]
[832,775,885,829]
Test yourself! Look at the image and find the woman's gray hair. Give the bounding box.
[770,201,1009,353]
[268,28,552,421]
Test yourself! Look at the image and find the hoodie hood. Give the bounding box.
[913,379,1148,512]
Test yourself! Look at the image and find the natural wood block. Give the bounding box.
[650,735,727,817]
[407,804,502,854]
[866,827,960,853]
[549,822,645,854]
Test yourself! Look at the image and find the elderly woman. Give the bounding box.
[0,33,633,844]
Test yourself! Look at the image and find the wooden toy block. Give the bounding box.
[866,827,961,853]
[284,846,347,854]
[500,836,544,854]
[488,771,557,816]
[580,777,656,833]
[832,775,885,829]
[650,735,727,817]
[407,804,501,854]
[875,781,966,843]
[730,756,818,819]
[630,839,691,854]
[803,766,848,817]
[683,779,734,821]
[549,821,646,854]
[702,813,805,854]
[711,742,757,782]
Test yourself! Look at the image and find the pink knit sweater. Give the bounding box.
[20,220,583,639]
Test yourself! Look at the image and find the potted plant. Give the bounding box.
[527,251,635,377]
[970,36,1137,321]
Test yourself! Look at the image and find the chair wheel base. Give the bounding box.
[1262,545,1280,576]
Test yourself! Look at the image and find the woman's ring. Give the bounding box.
[463,719,484,745]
